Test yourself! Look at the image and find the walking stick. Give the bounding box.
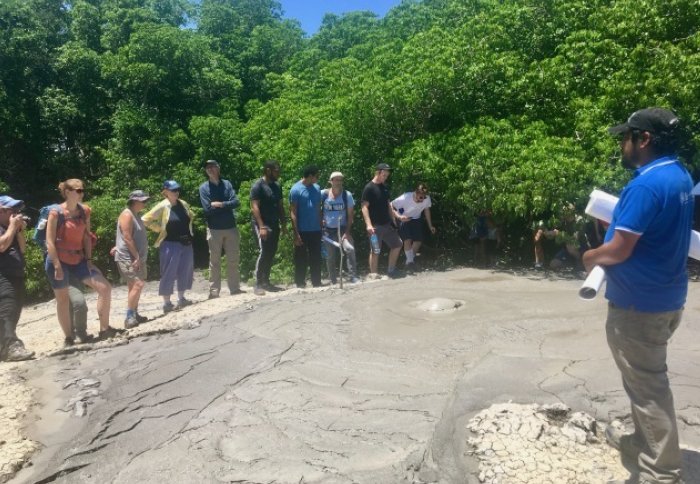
[338,225,344,289]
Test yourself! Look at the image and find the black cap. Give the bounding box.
[376,163,391,171]
[204,159,220,168]
[608,107,680,135]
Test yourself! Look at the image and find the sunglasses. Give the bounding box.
[68,188,85,194]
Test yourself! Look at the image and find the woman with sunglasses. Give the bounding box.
[142,180,195,313]
[391,183,436,272]
[45,179,121,344]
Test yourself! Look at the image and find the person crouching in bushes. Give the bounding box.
[142,180,195,314]
[114,190,151,328]
[44,179,122,345]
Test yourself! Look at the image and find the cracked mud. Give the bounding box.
[11,268,700,483]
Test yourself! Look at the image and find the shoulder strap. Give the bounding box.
[343,190,349,220]
[51,204,66,228]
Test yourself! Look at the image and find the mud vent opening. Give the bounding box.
[416,298,464,312]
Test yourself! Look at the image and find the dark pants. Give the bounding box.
[0,272,23,345]
[294,231,322,288]
[254,223,280,286]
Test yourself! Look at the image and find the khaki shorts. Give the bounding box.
[373,223,402,250]
[116,259,147,283]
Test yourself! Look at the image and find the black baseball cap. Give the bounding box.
[204,159,220,168]
[608,107,680,135]
[376,163,391,171]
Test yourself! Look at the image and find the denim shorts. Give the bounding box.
[44,257,96,289]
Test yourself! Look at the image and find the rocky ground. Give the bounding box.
[2,268,700,483]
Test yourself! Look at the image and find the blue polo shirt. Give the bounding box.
[289,180,322,232]
[604,156,693,312]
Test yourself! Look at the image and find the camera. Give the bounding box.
[21,215,31,223]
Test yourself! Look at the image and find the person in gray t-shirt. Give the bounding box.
[114,190,150,328]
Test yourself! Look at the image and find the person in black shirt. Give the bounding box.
[142,180,195,313]
[250,160,287,295]
[0,196,35,361]
[361,163,403,279]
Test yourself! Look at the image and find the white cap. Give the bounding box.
[329,171,344,181]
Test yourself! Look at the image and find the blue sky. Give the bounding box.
[279,1,403,35]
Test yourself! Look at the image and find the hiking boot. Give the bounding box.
[208,291,220,300]
[124,314,139,329]
[605,425,643,459]
[230,288,246,295]
[163,301,175,314]
[253,286,266,296]
[135,313,148,324]
[75,332,95,344]
[387,268,404,279]
[348,276,361,284]
[3,341,35,362]
[405,262,416,274]
[98,326,125,340]
[64,336,75,347]
[262,283,283,292]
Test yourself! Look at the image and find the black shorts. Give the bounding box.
[399,219,424,242]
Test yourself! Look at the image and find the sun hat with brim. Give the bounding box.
[163,180,181,191]
[128,190,151,202]
[0,195,24,210]
[608,107,680,135]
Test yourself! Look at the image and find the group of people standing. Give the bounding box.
[250,161,436,295]
[0,159,436,355]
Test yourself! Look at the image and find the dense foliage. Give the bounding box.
[2,0,700,299]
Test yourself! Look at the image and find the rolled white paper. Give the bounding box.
[579,265,606,300]
[341,238,355,252]
[322,235,341,248]
[582,188,700,300]
[584,189,618,223]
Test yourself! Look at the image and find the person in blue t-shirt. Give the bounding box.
[583,107,692,484]
[322,171,359,284]
[289,165,322,288]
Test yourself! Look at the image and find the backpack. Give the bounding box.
[32,204,87,253]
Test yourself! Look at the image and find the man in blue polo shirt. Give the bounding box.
[289,165,322,288]
[583,108,692,484]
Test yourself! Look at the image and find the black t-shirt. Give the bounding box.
[0,225,24,278]
[361,181,391,225]
[250,178,282,227]
[164,202,191,241]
